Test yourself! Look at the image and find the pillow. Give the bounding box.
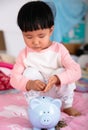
[0,62,14,91]
[0,61,13,69]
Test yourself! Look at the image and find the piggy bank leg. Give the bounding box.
[33,127,41,130]
[48,127,55,130]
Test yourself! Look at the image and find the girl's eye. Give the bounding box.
[27,36,32,39]
[39,35,45,38]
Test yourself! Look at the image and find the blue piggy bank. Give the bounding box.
[28,96,62,130]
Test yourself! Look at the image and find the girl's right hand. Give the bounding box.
[26,80,46,91]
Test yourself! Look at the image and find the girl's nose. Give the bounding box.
[33,38,39,45]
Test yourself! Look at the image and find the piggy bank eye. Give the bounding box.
[43,111,50,114]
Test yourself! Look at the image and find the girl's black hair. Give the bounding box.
[17,1,54,32]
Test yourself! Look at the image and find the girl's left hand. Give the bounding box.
[43,75,60,92]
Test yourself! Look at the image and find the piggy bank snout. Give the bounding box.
[40,115,52,125]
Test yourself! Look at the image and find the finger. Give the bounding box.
[43,83,51,92]
[39,83,46,91]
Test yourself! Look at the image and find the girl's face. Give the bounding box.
[22,26,54,51]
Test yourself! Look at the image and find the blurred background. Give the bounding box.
[0,0,88,57]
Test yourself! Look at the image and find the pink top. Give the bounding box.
[10,42,81,91]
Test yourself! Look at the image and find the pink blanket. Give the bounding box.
[0,91,88,130]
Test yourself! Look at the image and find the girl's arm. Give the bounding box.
[10,48,29,91]
[56,44,81,86]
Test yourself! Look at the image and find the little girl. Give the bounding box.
[10,1,81,116]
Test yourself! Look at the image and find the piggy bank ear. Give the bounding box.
[52,99,62,108]
[30,98,41,109]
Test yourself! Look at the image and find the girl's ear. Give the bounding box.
[50,26,54,35]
